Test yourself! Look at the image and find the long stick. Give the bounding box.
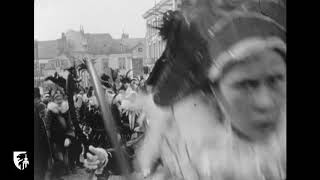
[85,58,133,180]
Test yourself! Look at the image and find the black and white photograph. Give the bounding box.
[34,0,286,180]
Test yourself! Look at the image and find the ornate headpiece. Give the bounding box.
[182,0,286,81]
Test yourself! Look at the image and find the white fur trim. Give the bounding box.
[208,37,286,82]
[47,101,69,114]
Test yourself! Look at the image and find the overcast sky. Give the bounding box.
[34,0,157,41]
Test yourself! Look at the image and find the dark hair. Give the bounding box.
[147,10,211,106]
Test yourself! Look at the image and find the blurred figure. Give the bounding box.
[87,87,99,109]
[130,80,138,92]
[42,93,51,106]
[34,87,51,180]
[46,93,74,178]
[82,89,89,104]
[74,89,84,109]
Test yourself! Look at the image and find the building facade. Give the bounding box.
[35,27,147,88]
[142,0,182,66]
[34,39,63,87]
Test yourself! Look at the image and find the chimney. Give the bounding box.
[121,33,129,39]
[61,33,66,41]
[80,25,84,35]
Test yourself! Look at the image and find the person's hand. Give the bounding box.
[64,138,71,147]
[84,146,109,171]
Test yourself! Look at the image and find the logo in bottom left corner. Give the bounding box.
[13,151,29,170]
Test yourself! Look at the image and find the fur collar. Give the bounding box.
[173,93,286,180]
[137,91,286,180]
[47,101,69,114]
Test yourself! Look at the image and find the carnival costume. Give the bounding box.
[135,0,286,180]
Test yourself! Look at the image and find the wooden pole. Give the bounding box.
[85,58,134,180]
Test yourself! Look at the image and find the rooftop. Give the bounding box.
[85,33,114,55]
[36,40,59,59]
[36,33,145,58]
[109,37,145,54]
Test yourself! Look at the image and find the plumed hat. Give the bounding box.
[150,0,286,106]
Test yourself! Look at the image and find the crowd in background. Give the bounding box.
[34,71,148,180]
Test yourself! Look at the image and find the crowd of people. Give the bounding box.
[35,0,286,180]
[34,72,148,180]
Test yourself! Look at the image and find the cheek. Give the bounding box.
[222,87,250,110]
[277,82,286,101]
[220,87,254,120]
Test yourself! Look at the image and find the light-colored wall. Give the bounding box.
[91,54,109,77]
[144,0,173,64]
[65,30,87,52]
[108,53,133,77]
[132,43,146,59]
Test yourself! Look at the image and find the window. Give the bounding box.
[119,57,126,70]
[149,45,152,59]
[61,60,68,69]
[158,41,161,58]
[103,59,109,69]
[153,43,156,59]
[138,47,143,52]
[40,64,45,76]
[154,43,157,59]
[153,20,156,35]
[155,43,158,59]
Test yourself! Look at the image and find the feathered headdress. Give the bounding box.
[148,8,212,106]
[120,69,133,84]
[177,0,286,80]
[148,0,286,106]
[101,73,113,89]
[44,72,67,92]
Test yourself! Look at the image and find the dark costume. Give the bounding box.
[34,98,51,180]
[46,101,76,176]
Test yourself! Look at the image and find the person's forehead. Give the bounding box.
[221,50,286,82]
